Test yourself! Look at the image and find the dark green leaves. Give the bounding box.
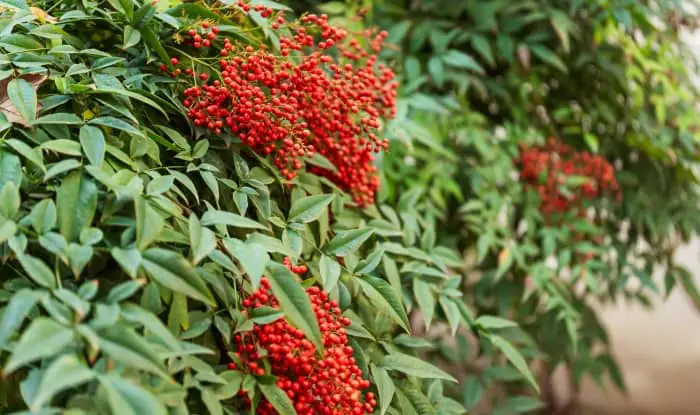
[266,262,323,352]
[57,171,98,242]
[201,209,266,230]
[141,248,215,306]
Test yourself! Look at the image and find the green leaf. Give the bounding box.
[442,50,484,74]
[0,181,20,218]
[111,247,142,278]
[57,171,98,242]
[471,34,495,66]
[89,116,143,137]
[413,278,435,330]
[530,45,567,72]
[79,125,106,166]
[99,375,167,415]
[201,387,223,415]
[40,139,82,156]
[266,262,323,352]
[135,196,164,250]
[462,376,483,410]
[123,26,141,49]
[6,138,45,171]
[258,383,296,415]
[224,239,269,289]
[121,304,181,352]
[476,315,518,330]
[489,335,539,392]
[98,325,168,378]
[17,254,56,288]
[4,318,74,374]
[141,248,215,305]
[380,352,457,383]
[0,150,22,189]
[32,113,83,125]
[7,78,37,124]
[45,159,82,181]
[0,289,43,346]
[288,194,333,223]
[189,215,216,265]
[201,209,267,230]
[31,354,94,410]
[355,275,410,332]
[327,228,374,256]
[372,365,395,415]
[0,220,16,245]
[319,254,341,292]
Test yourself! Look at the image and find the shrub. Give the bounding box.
[0,0,512,413]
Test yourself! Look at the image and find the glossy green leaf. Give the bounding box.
[266,262,323,352]
[4,318,73,374]
[57,171,98,242]
[380,352,457,383]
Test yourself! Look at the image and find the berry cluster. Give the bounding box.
[517,137,620,218]
[229,262,376,415]
[165,4,397,206]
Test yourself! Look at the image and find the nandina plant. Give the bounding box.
[0,0,517,414]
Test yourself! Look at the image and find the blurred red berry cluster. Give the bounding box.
[162,1,397,206]
[517,137,620,218]
[228,259,376,415]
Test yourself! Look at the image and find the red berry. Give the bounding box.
[199,72,208,81]
[170,57,179,65]
[202,21,209,29]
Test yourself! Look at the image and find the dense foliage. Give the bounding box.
[1,0,700,414]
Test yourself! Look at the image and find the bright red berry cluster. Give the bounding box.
[165,4,397,206]
[229,261,376,415]
[517,137,620,217]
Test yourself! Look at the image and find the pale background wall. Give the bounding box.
[552,21,700,414]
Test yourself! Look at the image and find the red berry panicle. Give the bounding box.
[163,4,398,206]
[517,137,620,218]
[229,258,376,415]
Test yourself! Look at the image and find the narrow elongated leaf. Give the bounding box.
[201,210,266,230]
[32,113,83,125]
[413,278,435,330]
[288,194,333,223]
[476,315,518,330]
[135,196,164,250]
[372,365,395,415]
[266,262,323,352]
[141,248,215,305]
[31,354,94,410]
[111,247,141,278]
[4,318,74,374]
[490,334,539,392]
[319,254,341,292]
[380,352,457,383]
[327,228,374,256]
[57,171,98,242]
[98,325,168,378]
[258,383,296,415]
[189,215,216,265]
[355,275,409,332]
